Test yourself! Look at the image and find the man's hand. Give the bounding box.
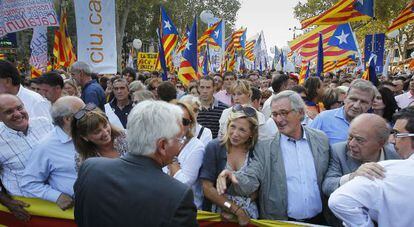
[235,208,250,226]
[6,199,30,222]
[351,162,386,181]
[56,193,73,210]
[216,169,239,195]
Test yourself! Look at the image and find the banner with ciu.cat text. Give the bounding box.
[74,0,117,74]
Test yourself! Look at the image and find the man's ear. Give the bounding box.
[155,138,168,157]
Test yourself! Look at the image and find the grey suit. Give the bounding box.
[322,142,400,196]
[233,126,330,220]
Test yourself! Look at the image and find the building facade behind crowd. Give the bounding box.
[1,58,414,225]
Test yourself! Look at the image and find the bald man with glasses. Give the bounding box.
[329,107,414,227]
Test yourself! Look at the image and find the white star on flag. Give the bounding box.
[358,0,364,4]
[335,30,349,44]
[185,41,192,50]
[164,20,172,30]
[186,31,191,37]
[214,30,220,39]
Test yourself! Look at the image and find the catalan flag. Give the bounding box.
[387,0,414,33]
[178,18,198,86]
[226,28,246,52]
[156,28,168,81]
[301,0,374,29]
[336,55,355,68]
[53,6,76,69]
[160,7,179,66]
[31,66,43,79]
[198,20,222,49]
[299,61,311,84]
[361,54,378,86]
[245,40,256,61]
[177,26,190,54]
[324,61,337,72]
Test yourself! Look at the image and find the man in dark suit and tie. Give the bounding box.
[74,100,198,227]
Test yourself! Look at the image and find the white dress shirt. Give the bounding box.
[21,126,77,202]
[163,137,205,208]
[17,85,52,121]
[0,117,53,196]
[329,154,414,227]
[280,133,322,220]
[195,123,212,146]
[395,91,414,109]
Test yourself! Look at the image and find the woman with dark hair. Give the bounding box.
[303,76,325,119]
[71,105,127,169]
[372,86,399,123]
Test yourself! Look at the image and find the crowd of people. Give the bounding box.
[0,58,414,226]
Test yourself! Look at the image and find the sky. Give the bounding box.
[235,0,303,53]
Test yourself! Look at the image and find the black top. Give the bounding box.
[197,99,227,139]
[109,98,133,128]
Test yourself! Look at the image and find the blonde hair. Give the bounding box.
[231,79,252,97]
[221,110,259,151]
[175,101,196,138]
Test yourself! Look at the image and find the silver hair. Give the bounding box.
[271,90,306,112]
[347,79,376,100]
[51,96,84,128]
[129,81,146,93]
[70,61,93,75]
[127,100,183,156]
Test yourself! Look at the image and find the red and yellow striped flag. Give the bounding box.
[245,40,256,61]
[53,7,76,68]
[387,0,414,33]
[324,61,337,72]
[31,66,43,79]
[198,20,221,49]
[301,0,373,29]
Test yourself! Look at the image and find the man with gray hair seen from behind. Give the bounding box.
[310,79,376,145]
[69,61,105,110]
[216,90,330,224]
[21,96,85,211]
[329,107,414,227]
[74,100,198,226]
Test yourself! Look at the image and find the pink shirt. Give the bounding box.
[214,90,232,106]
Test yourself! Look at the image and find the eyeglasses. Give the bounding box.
[182,118,192,126]
[390,129,414,138]
[271,109,295,119]
[336,101,344,105]
[74,103,97,120]
[232,104,256,117]
[174,136,187,145]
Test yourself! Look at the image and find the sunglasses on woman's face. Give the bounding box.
[182,118,192,126]
[74,103,97,120]
[232,104,256,117]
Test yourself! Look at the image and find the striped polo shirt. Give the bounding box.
[197,98,228,139]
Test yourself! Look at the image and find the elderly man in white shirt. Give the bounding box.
[329,107,414,227]
[0,94,53,221]
[0,60,51,121]
[21,96,85,211]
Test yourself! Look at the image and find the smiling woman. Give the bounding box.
[70,107,127,170]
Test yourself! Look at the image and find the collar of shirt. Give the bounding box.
[82,79,97,89]
[408,153,414,160]
[55,126,72,143]
[334,106,349,124]
[1,120,35,136]
[202,97,220,110]
[280,127,307,143]
[379,148,385,161]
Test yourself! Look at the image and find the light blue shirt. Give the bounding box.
[309,106,349,145]
[21,126,77,202]
[280,132,322,220]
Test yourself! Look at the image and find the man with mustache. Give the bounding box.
[310,79,376,145]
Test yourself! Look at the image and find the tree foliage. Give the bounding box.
[293,0,414,60]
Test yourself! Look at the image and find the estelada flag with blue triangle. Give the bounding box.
[328,23,358,51]
[160,6,179,63]
[178,17,199,86]
[177,25,190,54]
[361,53,379,86]
[198,20,223,49]
[301,0,374,29]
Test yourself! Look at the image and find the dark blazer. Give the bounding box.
[74,153,198,227]
[233,126,331,220]
[322,142,400,196]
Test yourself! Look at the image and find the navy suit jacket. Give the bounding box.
[74,153,198,227]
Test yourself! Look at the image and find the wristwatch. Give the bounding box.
[224,201,232,210]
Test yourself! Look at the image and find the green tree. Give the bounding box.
[293,0,413,61]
